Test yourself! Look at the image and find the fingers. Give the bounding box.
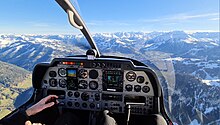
[25,121,42,125]
[26,101,55,116]
[32,123,42,125]
[56,99,59,104]
[43,102,55,110]
[41,95,58,103]
[103,110,109,115]
[25,121,32,125]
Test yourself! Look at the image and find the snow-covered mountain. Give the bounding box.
[0,34,86,70]
[0,31,219,125]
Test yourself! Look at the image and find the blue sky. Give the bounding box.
[0,0,219,34]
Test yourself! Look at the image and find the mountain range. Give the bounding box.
[0,31,219,125]
[0,61,32,119]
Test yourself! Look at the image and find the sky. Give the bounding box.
[0,0,219,34]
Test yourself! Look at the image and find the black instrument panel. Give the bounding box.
[35,57,161,115]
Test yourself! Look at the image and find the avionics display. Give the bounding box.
[67,68,78,90]
[67,69,77,77]
[107,75,120,85]
[103,70,123,92]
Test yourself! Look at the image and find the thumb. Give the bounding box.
[25,121,32,125]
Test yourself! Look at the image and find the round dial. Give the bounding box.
[137,76,145,83]
[134,85,141,92]
[79,69,88,79]
[49,78,57,87]
[142,86,150,93]
[126,71,136,82]
[67,101,73,107]
[89,81,98,90]
[90,103,95,109]
[78,80,88,89]
[74,92,80,98]
[59,79,67,88]
[67,91,73,97]
[89,70,99,79]
[125,84,133,91]
[81,92,89,101]
[82,103,88,108]
[58,68,66,77]
[49,71,57,77]
[75,102,80,107]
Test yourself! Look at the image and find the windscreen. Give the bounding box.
[0,0,219,124]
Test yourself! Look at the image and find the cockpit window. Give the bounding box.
[0,0,219,124]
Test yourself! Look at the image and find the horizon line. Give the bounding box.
[0,30,219,36]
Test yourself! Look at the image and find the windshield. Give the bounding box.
[0,0,219,125]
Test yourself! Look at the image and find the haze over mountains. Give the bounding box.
[0,31,219,124]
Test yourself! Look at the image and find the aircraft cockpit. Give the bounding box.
[0,0,173,125]
[30,49,172,124]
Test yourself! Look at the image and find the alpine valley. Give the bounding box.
[0,31,219,125]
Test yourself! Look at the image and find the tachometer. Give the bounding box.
[89,81,98,90]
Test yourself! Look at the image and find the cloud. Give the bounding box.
[169,13,219,20]
[140,12,219,23]
[87,20,131,26]
[86,12,219,32]
[25,22,51,28]
[209,17,220,21]
[87,12,218,28]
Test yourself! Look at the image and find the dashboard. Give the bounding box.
[33,56,162,115]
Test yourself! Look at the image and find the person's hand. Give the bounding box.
[25,121,42,125]
[103,110,117,125]
[26,95,58,116]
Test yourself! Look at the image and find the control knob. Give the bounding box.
[125,84,133,91]
[81,92,89,101]
[134,85,141,92]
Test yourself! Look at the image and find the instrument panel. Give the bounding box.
[37,57,161,115]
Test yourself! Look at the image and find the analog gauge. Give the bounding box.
[89,70,98,79]
[49,71,57,77]
[78,80,88,89]
[79,69,88,79]
[125,84,133,91]
[58,68,66,77]
[74,92,80,98]
[67,101,73,107]
[75,102,80,107]
[59,79,67,88]
[89,103,95,109]
[81,92,89,101]
[82,103,88,108]
[142,86,150,93]
[49,78,57,87]
[137,76,145,84]
[134,85,141,92]
[67,91,73,97]
[89,81,98,90]
[126,71,136,82]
